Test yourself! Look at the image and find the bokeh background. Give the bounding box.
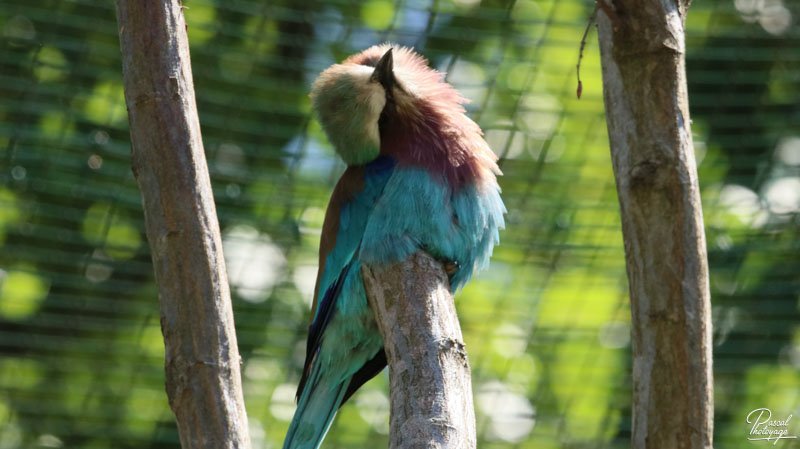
[1,0,799,447]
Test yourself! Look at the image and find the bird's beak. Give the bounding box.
[371,48,395,90]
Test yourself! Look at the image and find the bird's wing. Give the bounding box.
[297,156,395,399]
[309,167,364,323]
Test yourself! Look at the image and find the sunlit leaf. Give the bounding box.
[0,269,49,320]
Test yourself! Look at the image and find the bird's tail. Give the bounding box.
[282,362,348,449]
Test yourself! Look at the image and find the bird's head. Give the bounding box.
[310,47,398,165]
[311,44,499,186]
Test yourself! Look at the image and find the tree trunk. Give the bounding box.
[115,1,251,448]
[595,2,713,448]
[362,252,476,449]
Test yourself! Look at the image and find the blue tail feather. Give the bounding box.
[283,363,348,449]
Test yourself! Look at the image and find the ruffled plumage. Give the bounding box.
[284,45,505,449]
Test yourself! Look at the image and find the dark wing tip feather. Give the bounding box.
[296,262,353,400]
[341,349,387,406]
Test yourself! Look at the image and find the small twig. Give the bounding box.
[576,6,598,99]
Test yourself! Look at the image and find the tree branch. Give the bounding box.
[362,252,476,449]
[115,1,251,447]
[596,1,713,448]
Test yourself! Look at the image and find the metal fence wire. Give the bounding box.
[0,0,799,448]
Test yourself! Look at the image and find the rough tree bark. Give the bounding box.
[595,1,713,448]
[115,1,251,448]
[362,252,476,449]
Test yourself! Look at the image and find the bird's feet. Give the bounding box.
[443,260,459,276]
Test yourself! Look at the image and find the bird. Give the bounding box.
[282,44,505,449]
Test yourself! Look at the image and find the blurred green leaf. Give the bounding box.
[0,269,49,320]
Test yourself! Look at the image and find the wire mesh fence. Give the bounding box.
[0,0,798,448]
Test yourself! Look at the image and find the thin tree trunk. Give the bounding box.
[115,1,251,448]
[362,252,476,449]
[595,2,713,448]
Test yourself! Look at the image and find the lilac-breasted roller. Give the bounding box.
[282,44,505,449]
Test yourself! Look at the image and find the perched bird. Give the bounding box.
[282,44,505,449]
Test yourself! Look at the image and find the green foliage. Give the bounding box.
[0,0,798,448]
[0,269,49,319]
